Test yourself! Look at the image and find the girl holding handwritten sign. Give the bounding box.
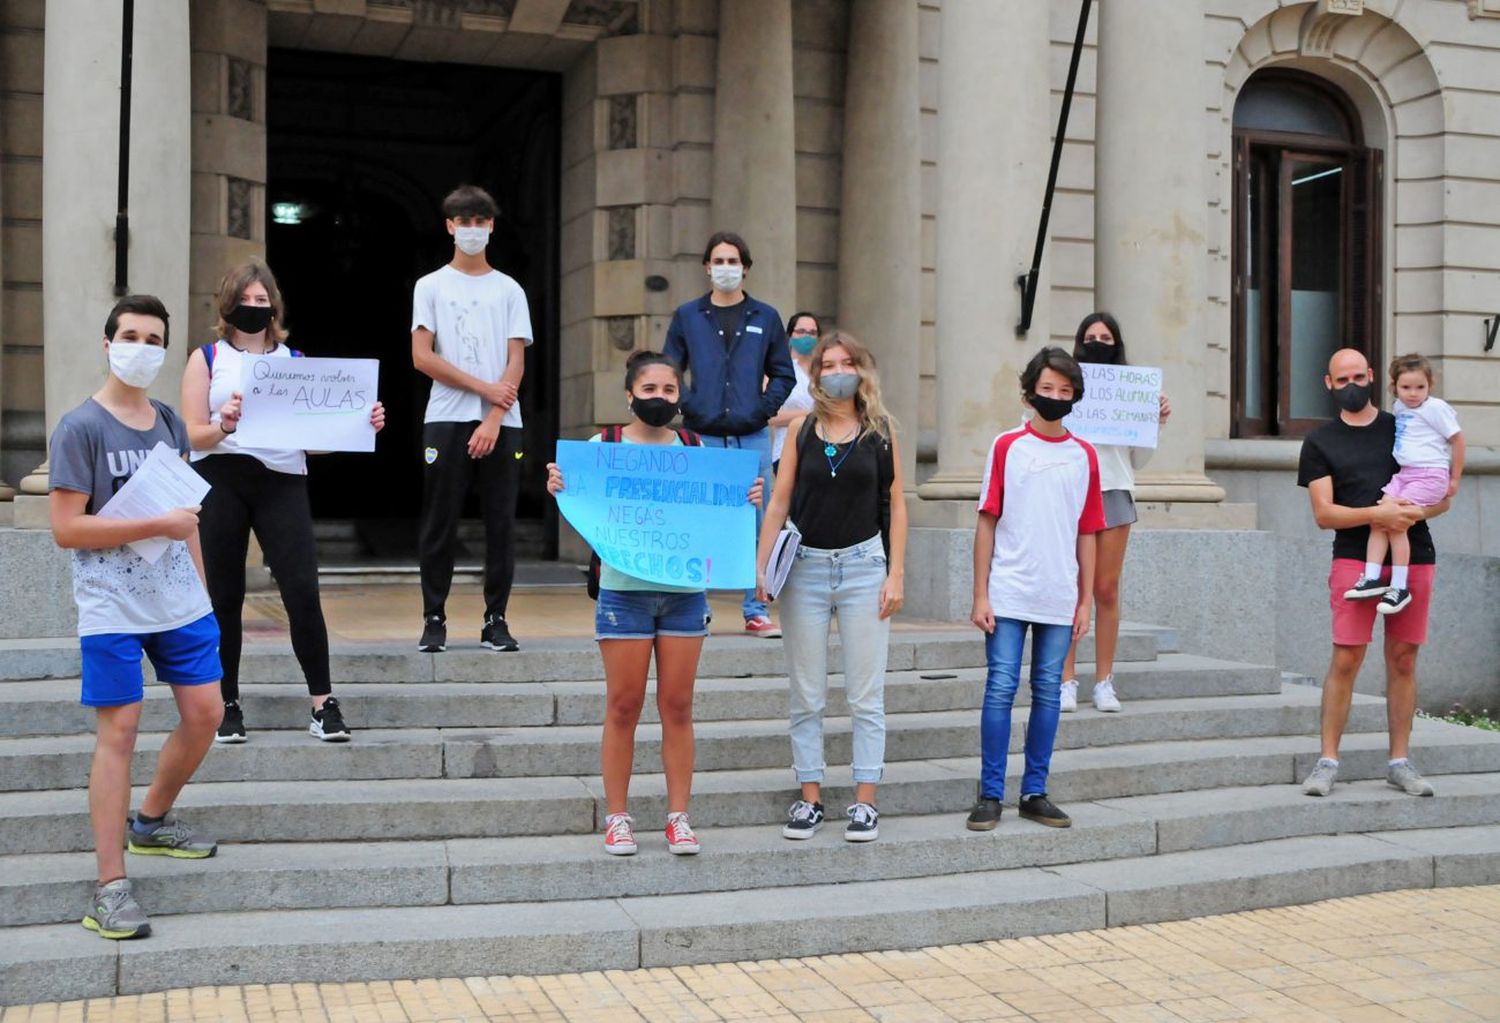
[181,261,385,745]
[546,351,763,857]
[755,332,907,843]
[1059,313,1171,714]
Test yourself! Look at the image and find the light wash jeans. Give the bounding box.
[780,534,889,784]
[698,428,772,620]
[980,618,1074,801]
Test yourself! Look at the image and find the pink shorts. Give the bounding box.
[1329,559,1433,647]
[1383,466,1448,506]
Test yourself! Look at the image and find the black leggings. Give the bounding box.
[195,454,331,702]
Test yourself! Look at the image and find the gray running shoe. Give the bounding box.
[1388,760,1434,797]
[1302,758,1339,797]
[127,814,218,859]
[81,878,150,940]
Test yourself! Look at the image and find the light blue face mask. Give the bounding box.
[789,334,817,356]
[820,372,860,400]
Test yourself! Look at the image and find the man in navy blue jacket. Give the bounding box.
[664,231,796,636]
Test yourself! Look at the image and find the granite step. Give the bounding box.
[9,774,1500,929]
[3,717,1496,855]
[4,826,1480,1004]
[0,653,1275,739]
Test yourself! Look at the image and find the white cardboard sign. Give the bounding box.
[1063,363,1162,449]
[235,356,379,453]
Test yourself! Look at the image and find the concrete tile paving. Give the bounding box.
[6,885,1500,1021]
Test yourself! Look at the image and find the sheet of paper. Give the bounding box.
[1063,363,1163,449]
[234,356,380,453]
[96,442,211,563]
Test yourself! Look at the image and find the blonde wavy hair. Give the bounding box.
[807,330,895,440]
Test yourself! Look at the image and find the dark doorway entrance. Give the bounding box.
[266,49,561,563]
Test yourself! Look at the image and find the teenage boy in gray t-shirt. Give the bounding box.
[48,295,223,940]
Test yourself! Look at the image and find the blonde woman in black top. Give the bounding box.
[755,331,907,842]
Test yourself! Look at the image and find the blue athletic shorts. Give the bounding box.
[595,589,711,641]
[79,613,222,707]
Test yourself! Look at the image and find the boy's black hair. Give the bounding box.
[625,349,683,390]
[1072,311,1128,365]
[701,230,753,268]
[1020,346,1085,399]
[104,294,171,347]
[442,184,499,221]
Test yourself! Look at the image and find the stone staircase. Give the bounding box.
[3,626,1500,1004]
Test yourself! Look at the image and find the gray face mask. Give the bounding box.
[820,372,859,400]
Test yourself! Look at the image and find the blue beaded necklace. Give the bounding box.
[822,426,861,477]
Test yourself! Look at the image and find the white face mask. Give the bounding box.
[107,341,166,389]
[709,264,744,293]
[454,226,490,256]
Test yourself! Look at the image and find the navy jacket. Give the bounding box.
[662,292,796,438]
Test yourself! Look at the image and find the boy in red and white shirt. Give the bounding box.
[966,347,1105,832]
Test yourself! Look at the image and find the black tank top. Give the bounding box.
[791,421,886,551]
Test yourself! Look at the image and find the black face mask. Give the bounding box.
[1332,381,1372,413]
[630,396,679,428]
[225,304,274,335]
[1081,341,1118,364]
[1028,393,1078,423]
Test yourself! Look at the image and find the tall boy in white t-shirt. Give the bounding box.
[412,185,535,654]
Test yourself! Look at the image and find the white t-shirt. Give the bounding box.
[977,424,1106,627]
[189,340,307,475]
[771,361,814,462]
[1393,396,1461,469]
[411,265,534,427]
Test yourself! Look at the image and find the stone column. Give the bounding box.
[18,0,191,524]
[710,0,796,316]
[838,0,921,489]
[916,0,1051,516]
[1094,0,1223,504]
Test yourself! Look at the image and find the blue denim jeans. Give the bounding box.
[780,534,888,784]
[698,428,772,620]
[980,618,1074,801]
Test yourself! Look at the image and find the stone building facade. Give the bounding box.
[1,1,1498,668]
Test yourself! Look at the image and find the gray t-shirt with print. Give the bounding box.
[49,398,214,637]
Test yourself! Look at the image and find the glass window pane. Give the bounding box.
[1234,79,1353,141]
[1288,160,1344,420]
[1242,155,1263,421]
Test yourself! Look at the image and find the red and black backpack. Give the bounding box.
[586,425,702,599]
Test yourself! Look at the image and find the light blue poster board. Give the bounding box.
[553,439,760,589]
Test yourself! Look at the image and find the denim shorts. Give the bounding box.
[595,589,711,640]
[79,612,222,707]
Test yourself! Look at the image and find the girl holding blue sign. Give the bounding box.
[181,261,385,745]
[1058,313,1171,714]
[755,332,906,844]
[546,350,763,857]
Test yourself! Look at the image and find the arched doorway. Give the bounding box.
[1232,69,1382,437]
[266,49,561,564]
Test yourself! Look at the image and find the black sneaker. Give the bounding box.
[966,796,1003,831]
[481,615,519,652]
[1343,577,1388,600]
[310,697,352,742]
[844,802,879,842]
[418,615,447,653]
[1018,794,1071,829]
[1377,587,1412,615]
[215,701,246,744]
[781,799,824,840]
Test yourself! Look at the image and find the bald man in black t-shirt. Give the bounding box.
[1296,348,1450,799]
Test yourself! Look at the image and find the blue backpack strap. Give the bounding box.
[289,347,304,358]
[202,341,216,372]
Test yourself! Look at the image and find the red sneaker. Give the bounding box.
[603,813,637,856]
[744,616,782,639]
[665,812,700,855]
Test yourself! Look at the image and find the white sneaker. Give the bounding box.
[1060,680,1079,713]
[1092,676,1122,712]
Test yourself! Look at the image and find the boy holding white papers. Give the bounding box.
[48,295,223,941]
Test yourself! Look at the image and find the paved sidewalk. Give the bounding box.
[6,885,1499,1022]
